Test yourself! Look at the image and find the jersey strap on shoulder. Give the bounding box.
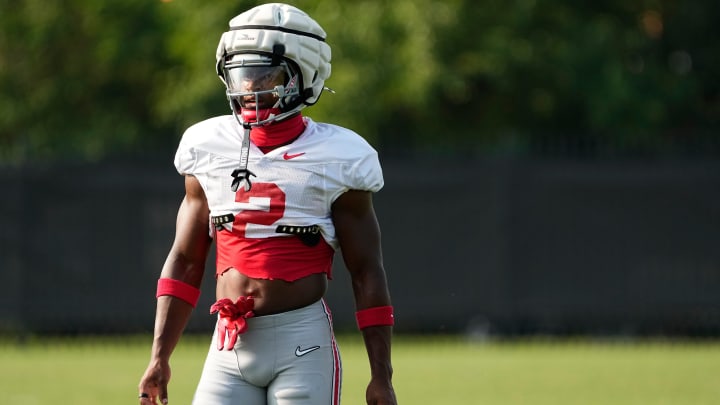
[275,224,321,246]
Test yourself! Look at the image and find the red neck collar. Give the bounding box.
[248,113,306,152]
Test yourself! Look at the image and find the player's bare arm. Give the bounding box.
[332,190,397,405]
[138,175,212,404]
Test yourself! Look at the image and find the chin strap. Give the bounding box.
[230,122,256,192]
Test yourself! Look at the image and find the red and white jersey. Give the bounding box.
[174,115,384,281]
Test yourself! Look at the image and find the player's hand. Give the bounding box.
[138,359,171,405]
[366,377,397,405]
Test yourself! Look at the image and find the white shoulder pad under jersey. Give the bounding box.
[173,116,383,249]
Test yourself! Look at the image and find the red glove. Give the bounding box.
[210,296,255,350]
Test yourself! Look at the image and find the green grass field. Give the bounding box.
[1,334,719,405]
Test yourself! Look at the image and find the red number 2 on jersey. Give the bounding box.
[232,182,286,236]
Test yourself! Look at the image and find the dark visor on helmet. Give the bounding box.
[225,65,287,94]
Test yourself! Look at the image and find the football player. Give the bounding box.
[138,3,397,405]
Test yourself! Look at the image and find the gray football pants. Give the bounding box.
[192,300,342,405]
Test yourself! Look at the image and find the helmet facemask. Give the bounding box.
[222,53,303,127]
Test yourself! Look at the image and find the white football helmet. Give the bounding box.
[216,3,332,126]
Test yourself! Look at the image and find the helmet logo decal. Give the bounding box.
[286,74,298,92]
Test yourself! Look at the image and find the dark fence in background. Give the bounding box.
[1,157,719,336]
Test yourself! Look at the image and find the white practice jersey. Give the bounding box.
[174,115,384,252]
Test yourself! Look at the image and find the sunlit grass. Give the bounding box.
[1,335,719,405]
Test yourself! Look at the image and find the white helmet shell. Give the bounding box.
[216,3,331,107]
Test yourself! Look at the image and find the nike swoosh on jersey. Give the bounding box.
[295,345,321,357]
[283,152,306,160]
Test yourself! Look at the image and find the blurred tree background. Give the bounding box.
[0,0,718,163]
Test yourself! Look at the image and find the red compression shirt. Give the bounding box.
[216,233,334,281]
